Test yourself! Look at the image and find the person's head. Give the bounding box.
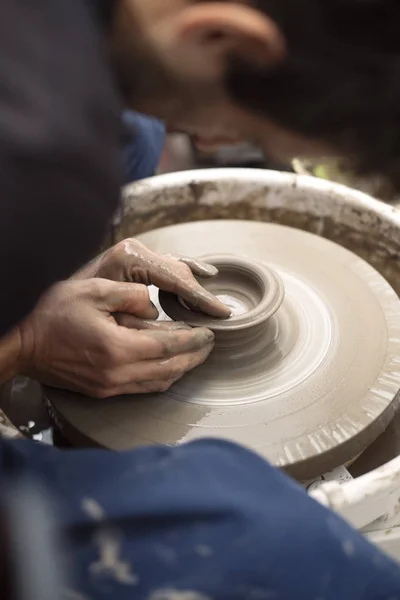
[112,0,400,183]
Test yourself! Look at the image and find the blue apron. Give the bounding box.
[1,438,400,599]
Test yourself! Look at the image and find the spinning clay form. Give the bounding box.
[159,253,285,330]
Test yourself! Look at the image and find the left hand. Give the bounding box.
[18,278,215,397]
[75,238,230,318]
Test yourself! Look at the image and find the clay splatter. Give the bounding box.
[148,590,211,600]
[89,528,139,586]
[194,544,214,558]
[81,497,106,521]
[82,495,138,584]
[342,539,356,557]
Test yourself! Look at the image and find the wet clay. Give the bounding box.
[47,220,400,481]
[159,254,284,331]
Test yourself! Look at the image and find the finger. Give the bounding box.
[114,314,191,331]
[172,279,231,319]
[94,380,177,398]
[94,279,158,319]
[124,251,229,318]
[116,326,214,361]
[122,245,229,318]
[100,343,214,397]
[160,258,230,318]
[182,299,204,314]
[164,254,218,278]
[146,261,230,318]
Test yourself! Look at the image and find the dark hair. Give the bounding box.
[226,0,400,183]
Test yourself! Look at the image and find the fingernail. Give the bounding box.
[205,264,218,277]
[217,302,231,318]
[148,302,159,317]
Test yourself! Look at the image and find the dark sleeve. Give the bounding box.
[0,0,121,335]
[87,0,117,29]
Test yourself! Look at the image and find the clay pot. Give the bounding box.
[159,253,284,332]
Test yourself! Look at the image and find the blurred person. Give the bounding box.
[2,1,400,599]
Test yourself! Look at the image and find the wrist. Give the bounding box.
[0,327,24,383]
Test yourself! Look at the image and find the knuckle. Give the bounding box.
[103,239,144,271]
[178,262,193,278]
[158,340,181,359]
[90,386,112,400]
[84,379,113,399]
[150,329,211,359]
[164,363,185,381]
[123,282,150,307]
[122,238,145,255]
[95,342,122,370]
[152,334,175,359]
[126,237,143,248]
[152,380,174,393]
[107,243,125,263]
[99,368,120,389]
[87,277,110,299]
[134,282,151,299]
[157,339,183,359]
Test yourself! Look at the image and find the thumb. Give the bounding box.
[94,279,158,319]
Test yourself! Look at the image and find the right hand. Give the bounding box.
[18,278,214,398]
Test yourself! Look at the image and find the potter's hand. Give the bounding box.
[18,279,214,398]
[76,239,231,318]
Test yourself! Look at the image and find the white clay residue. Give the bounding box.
[148,590,211,600]
[89,528,139,586]
[81,498,106,521]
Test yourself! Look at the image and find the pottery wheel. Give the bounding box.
[46,221,400,480]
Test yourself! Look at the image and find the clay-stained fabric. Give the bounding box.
[0,0,121,335]
[2,437,400,598]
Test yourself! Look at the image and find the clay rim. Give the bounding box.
[159,253,285,331]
